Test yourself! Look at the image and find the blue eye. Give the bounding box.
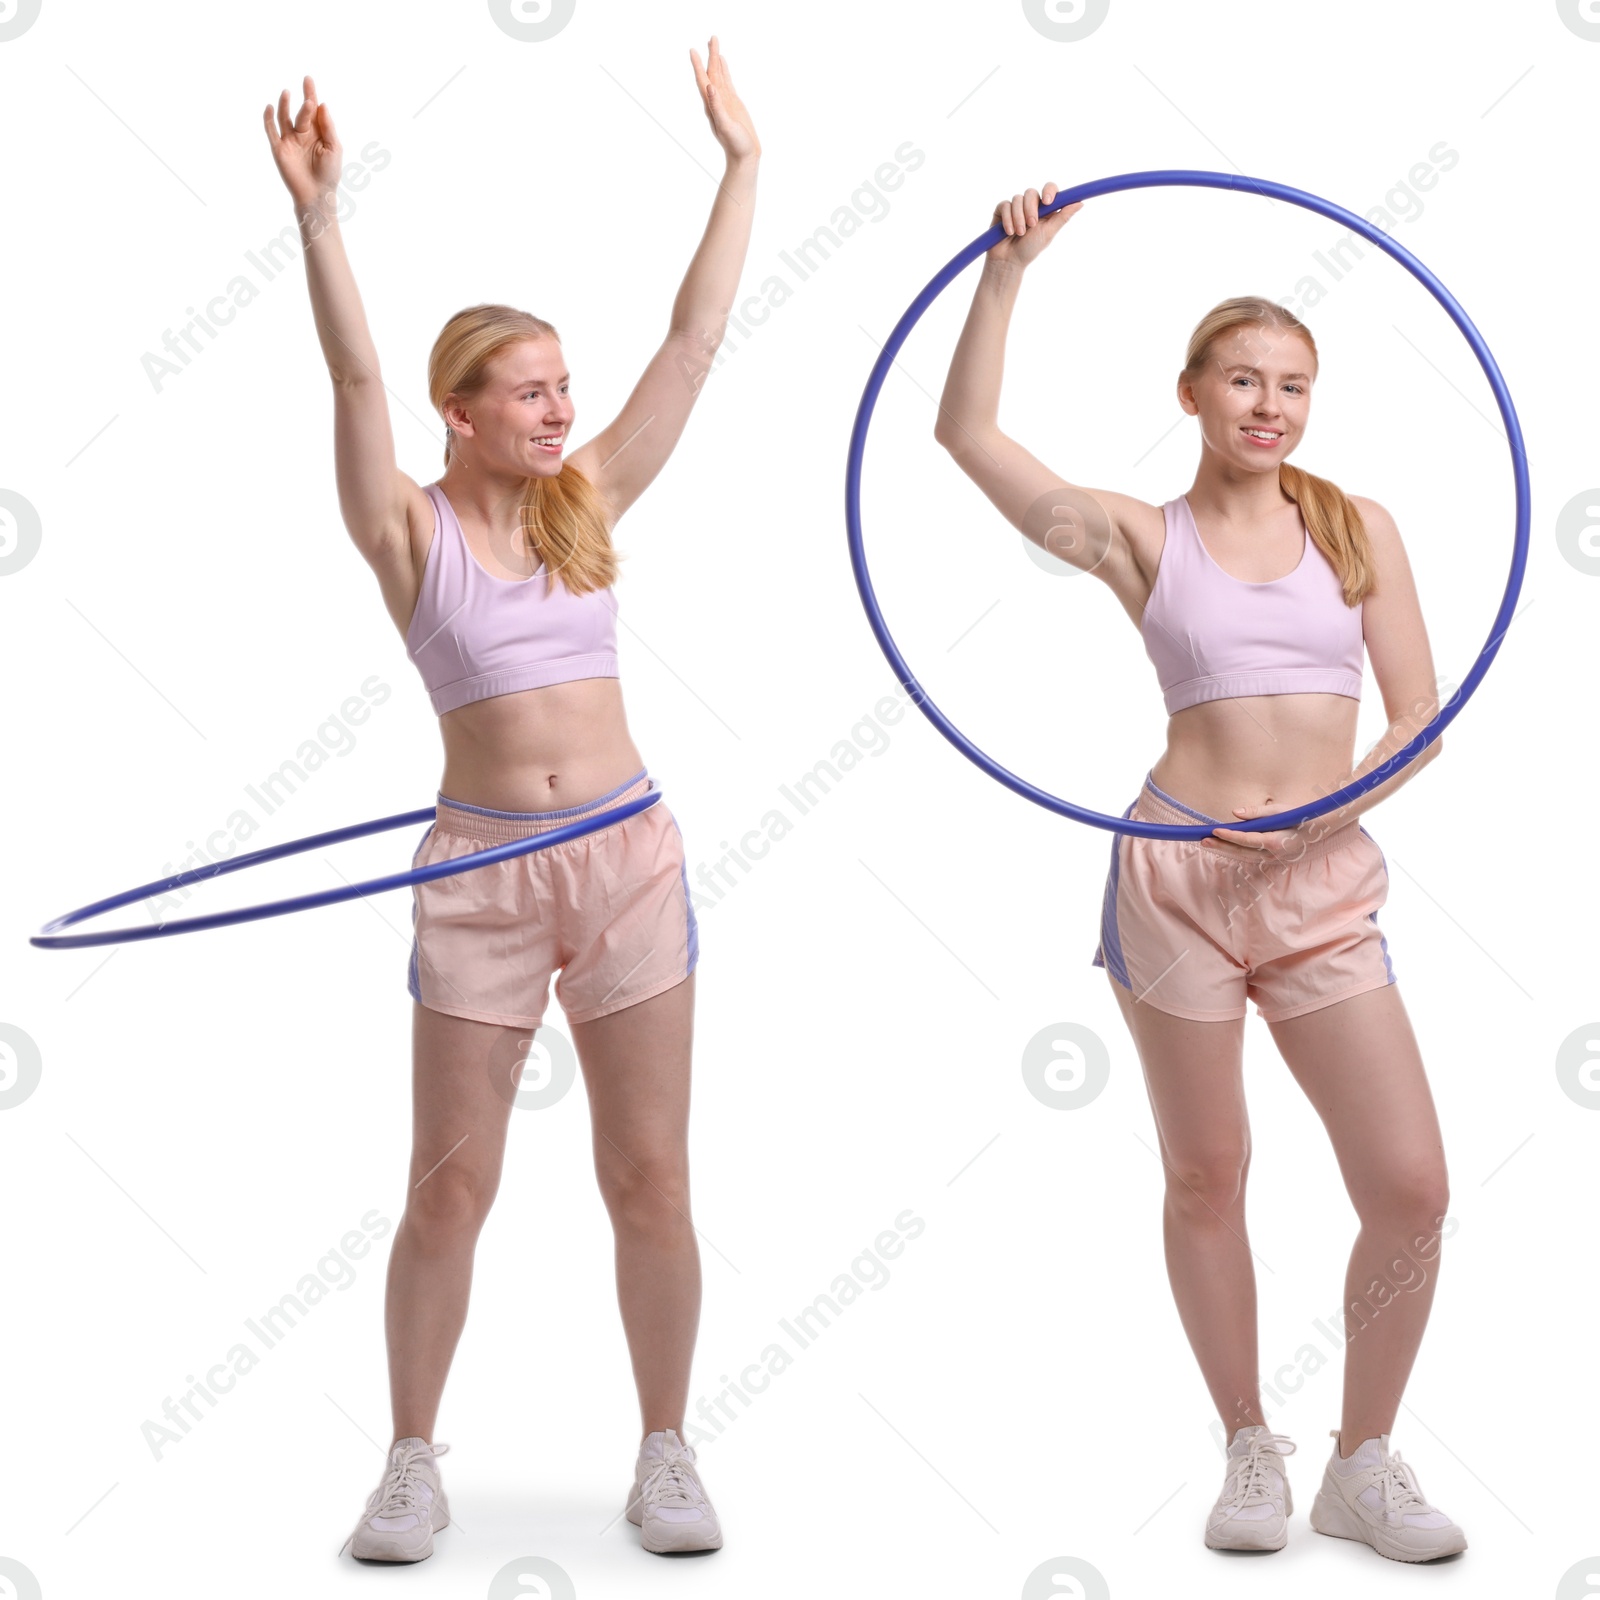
[1234,376,1303,394]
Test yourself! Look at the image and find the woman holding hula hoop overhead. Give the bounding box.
[933,181,1467,1564]
[263,42,757,1563]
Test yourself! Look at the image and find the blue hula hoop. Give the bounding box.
[845,169,1529,839]
[30,787,662,951]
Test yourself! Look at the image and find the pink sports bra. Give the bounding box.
[405,482,619,716]
[1141,494,1364,715]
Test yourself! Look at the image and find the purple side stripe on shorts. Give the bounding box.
[1370,915,1395,983]
[1091,798,1139,987]
[407,821,436,1004]
[667,810,700,973]
[1360,825,1397,985]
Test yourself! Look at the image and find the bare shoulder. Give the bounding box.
[1345,492,1438,722]
[1346,494,1414,585]
[564,439,622,532]
[1348,493,1406,550]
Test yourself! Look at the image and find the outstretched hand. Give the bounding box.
[1206,796,1305,856]
[690,36,760,162]
[987,181,1082,268]
[263,74,343,205]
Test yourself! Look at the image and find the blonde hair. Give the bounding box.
[427,304,620,596]
[1181,296,1375,607]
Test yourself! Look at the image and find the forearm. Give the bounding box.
[934,257,1024,448]
[294,191,383,388]
[668,153,759,350]
[1315,700,1445,834]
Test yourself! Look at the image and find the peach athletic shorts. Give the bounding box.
[1091,771,1396,1024]
[407,768,699,1029]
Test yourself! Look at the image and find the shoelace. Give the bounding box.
[1371,1451,1431,1521]
[337,1440,451,1557]
[1226,1431,1296,1507]
[373,1440,450,1516]
[640,1442,702,1513]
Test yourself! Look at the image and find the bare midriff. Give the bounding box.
[1150,691,1361,827]
[433,676,646,813]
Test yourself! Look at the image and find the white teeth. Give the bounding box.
[1244,428,1280,439]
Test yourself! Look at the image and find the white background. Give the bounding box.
[2,1,1594,1596]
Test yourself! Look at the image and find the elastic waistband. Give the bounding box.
[434,768,653,842]
[1136,770,1359,864]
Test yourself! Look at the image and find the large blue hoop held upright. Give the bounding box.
[844,168,1529,840]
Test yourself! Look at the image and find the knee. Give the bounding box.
[1358,1159,1450,1234]
[598,1151,691,1233]
[402,1163,498,1242]
[1163,1144,1251,1218]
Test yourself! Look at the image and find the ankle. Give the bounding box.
[1334,1427,1385,1461]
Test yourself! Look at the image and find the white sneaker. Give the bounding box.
[1205,1425,1296,1551]
[341,1436,452,1563]
[1310,1428,1467,1562]
[625,1428,723,1553]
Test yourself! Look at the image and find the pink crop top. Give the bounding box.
[405,482,620,716]
[1141,495,1364,715]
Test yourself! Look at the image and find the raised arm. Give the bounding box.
[566,37,761,526]
[262,76,423,590]
[932,182,1155,613]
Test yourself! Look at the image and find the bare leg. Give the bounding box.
[1110,976,1263,1441]
[385,1003,525,1445]
[570,972,699,1445]
[1266,984,1449,1455]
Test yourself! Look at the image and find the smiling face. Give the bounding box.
[443,336,574,478]
[1179,322,1315,471]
